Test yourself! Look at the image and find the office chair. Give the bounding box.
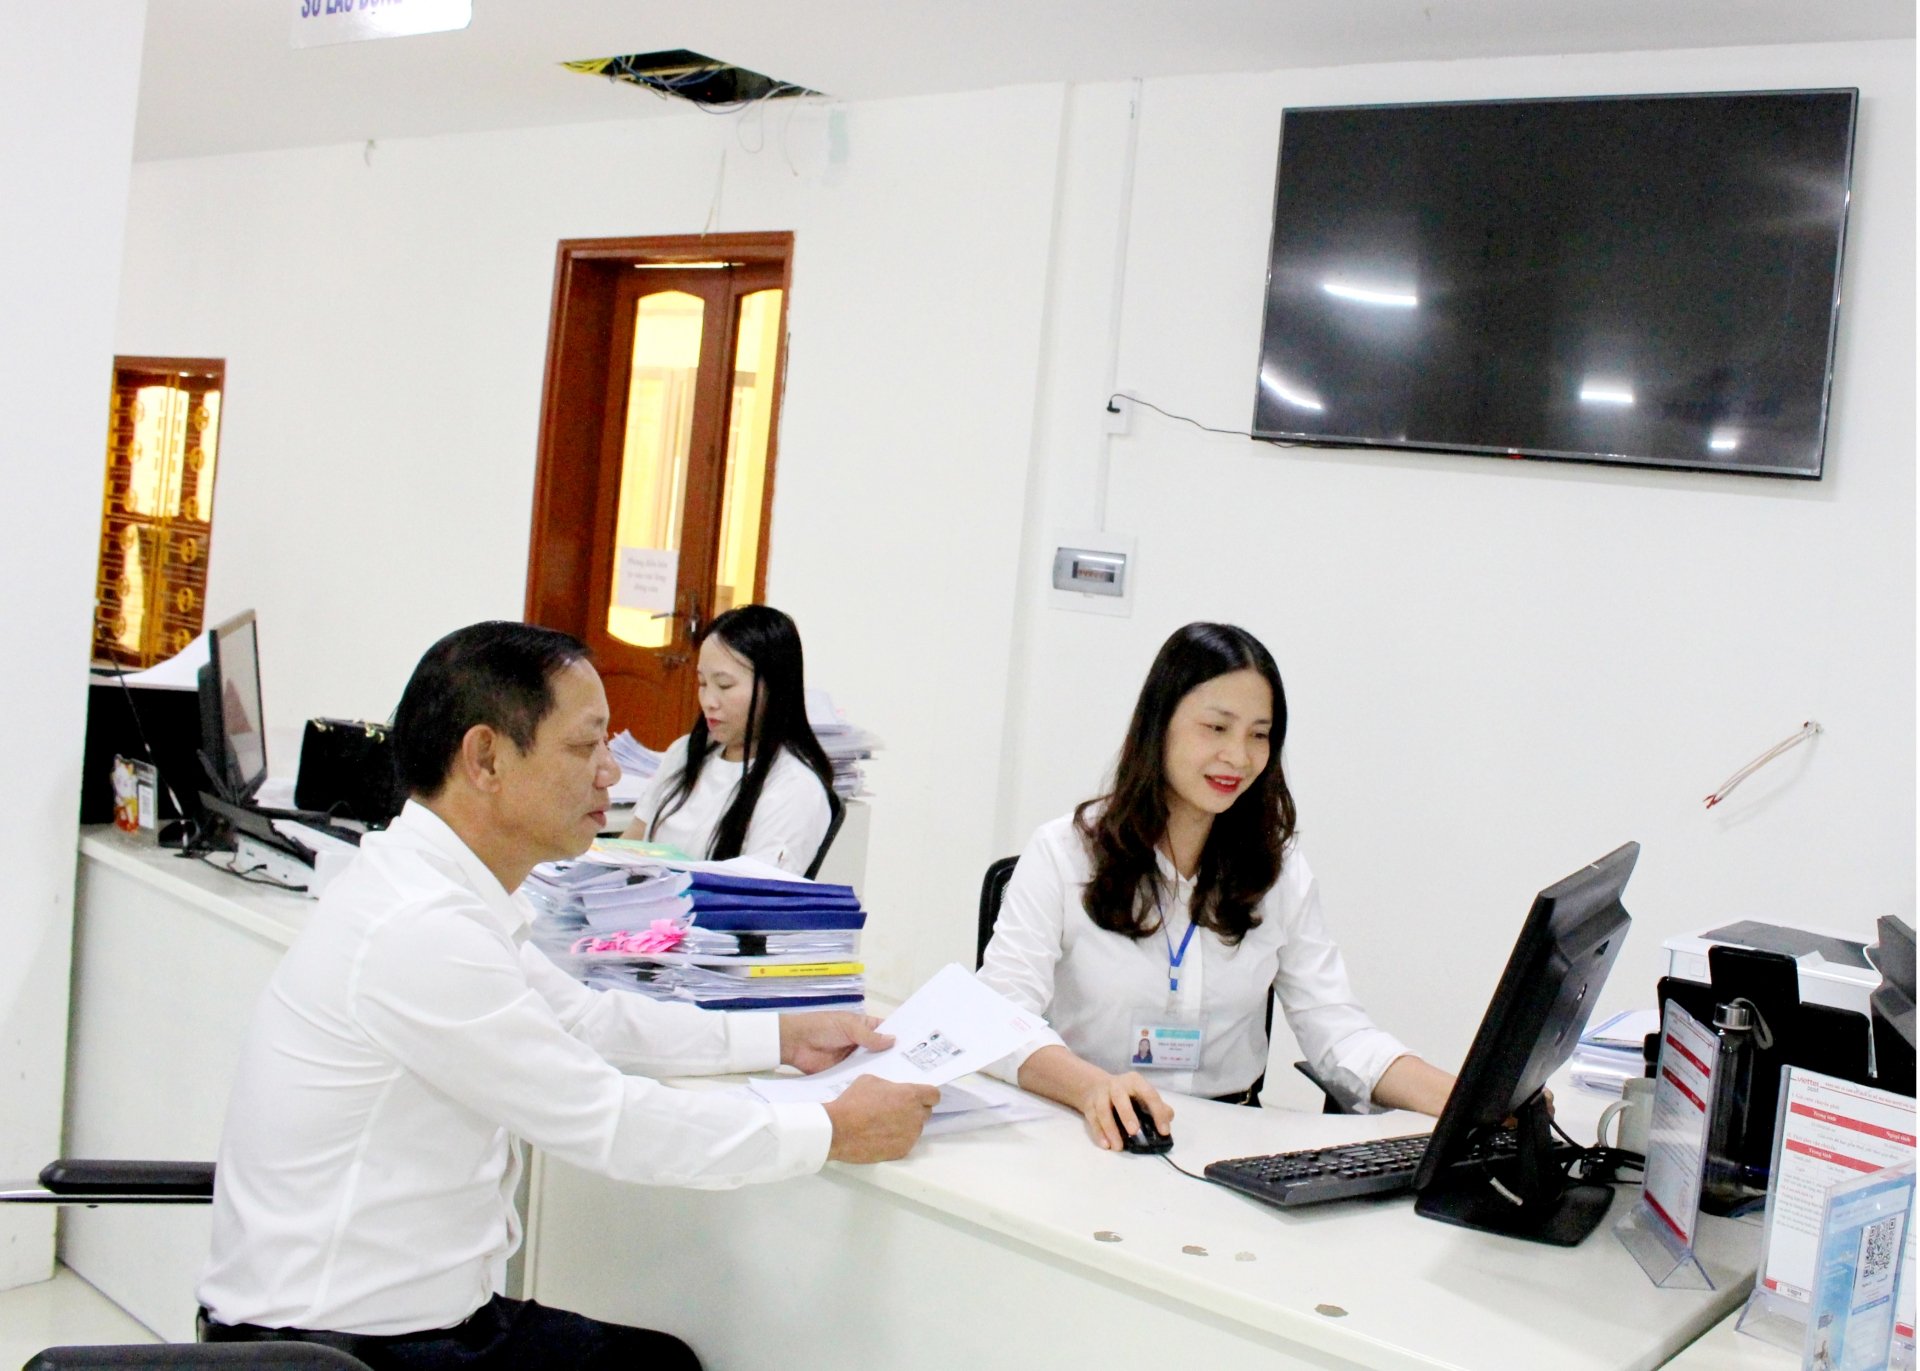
[3,1163,372,1370]
[972,856,1342,1113]
[975,856,1018,968]
[804,791,847,880]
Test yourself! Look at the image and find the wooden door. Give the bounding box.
[526,237,790,747]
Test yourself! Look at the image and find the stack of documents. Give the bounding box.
[528,846,867,1011]
[1571,1007,1660,1093]
[805,688,883,799]
[607,731,663,805]
[748,964,1056,1135]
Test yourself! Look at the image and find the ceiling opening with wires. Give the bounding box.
[562,50,823,108]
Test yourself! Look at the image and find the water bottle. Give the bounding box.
[1702,998,1765,1210]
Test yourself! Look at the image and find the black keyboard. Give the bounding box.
[1205,1129,1527,1209]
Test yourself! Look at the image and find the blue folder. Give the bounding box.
[688,907,867,932]
[686,891,862,912]
[691,992,865,1011]
[686,871,857,901]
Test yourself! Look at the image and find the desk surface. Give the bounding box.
[531,1081,1761,1371]
[79,826,312,948]
[1661,1311,1799,1370]
[842,1092,1755,1371]
[77,829,1756,1367]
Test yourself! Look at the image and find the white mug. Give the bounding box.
[1598,1075,1653,1155]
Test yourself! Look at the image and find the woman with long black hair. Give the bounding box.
[980,622,1453,1150]
[621,605,835,874]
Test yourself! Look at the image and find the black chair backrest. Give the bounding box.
[803,789,847,880]
[28,1346,373,1369]
[1290,1058,1351,1115]
[976,857,1019,968]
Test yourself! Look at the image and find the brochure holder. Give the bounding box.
[1893,1224,1916,1371]
[1616,1001,1717,1289]
[1737,1067,1919,1354]
[1801,1161,1913,1371]
[1616,1202,1715,1290]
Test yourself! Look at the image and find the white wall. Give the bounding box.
[115,86,1067,998]
[0,4,148,1289]
[1005,39,1916,1078]
[113,39,1913,1075]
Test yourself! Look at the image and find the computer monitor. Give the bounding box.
[197,610,268,804]
[1412,841,1638,1246]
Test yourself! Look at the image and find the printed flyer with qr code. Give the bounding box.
[1802,1163,1914,1371]
[1758,1069,1917,1304]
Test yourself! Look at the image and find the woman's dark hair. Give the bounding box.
[647,604,834,859]
[392,621,592,799]
[1073,622,1296,944]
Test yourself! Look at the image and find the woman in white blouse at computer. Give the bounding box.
[979,622,1456,1150]
[621,604,835,876]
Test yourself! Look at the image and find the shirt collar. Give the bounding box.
[385,800,530,935]
[1152,843,1197,891]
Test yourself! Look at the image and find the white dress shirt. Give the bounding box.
[632,736,832,874]
[978,813,1410,1105]
[199,802,832,1337]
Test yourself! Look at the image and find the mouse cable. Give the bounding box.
[1158,1152,1216,1185]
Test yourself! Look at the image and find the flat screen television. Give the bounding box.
[1251,90,1857,478]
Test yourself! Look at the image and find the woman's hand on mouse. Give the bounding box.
[1014,1046,1175,1149]
[1084,1072,1174,1151]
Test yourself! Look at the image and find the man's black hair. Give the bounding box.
[391,621,591,798]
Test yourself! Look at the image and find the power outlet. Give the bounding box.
[1103,391,1134,437]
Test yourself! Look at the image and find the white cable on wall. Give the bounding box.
[1703,720,1822,809]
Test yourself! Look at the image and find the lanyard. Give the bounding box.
[1162,918,1198,998]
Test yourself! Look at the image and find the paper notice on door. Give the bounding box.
[615,547,677,612]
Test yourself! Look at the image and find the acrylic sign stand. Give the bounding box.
[1737,1067,1918,1353]
[1800,1160,1913,1371]
[1616,1000,1718,1289]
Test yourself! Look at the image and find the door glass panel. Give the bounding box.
[607,290,705,648]
[712,288,782,615]
[95,363,223,667]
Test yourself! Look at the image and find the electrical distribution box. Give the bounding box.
[1052,547,1127,597]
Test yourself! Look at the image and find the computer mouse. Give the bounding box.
[1116,1099,1173,1154]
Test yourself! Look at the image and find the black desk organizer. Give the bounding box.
[1656,944,1874,1175]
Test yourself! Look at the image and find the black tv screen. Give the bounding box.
[1251,90,1857,478]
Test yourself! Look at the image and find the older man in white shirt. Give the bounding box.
[199,621,935,1370]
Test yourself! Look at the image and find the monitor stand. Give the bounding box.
[1413,1098,1614,1247]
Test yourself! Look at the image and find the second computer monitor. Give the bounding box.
[199,609,268,804]
[1412,841,1638,1246]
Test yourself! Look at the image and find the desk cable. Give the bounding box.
[194,849,309,893]
[1153,1115,1646,1204]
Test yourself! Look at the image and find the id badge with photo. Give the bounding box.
[1124,1016,1204,1072]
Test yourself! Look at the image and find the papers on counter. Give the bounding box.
[1572,1007,1660,1094]
[922,1076,1059,1136]
[805,687,883,799]
[608,731,662,804]
[89,631,207,690]
[749,963,1046,1108]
